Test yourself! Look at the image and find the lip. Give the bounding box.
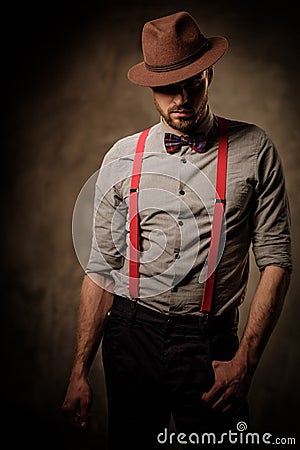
[171,111,193,118]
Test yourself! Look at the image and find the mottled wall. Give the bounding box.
[2,1,299,448]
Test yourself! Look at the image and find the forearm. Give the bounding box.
[71,274,114,378]
[234,265,290,374]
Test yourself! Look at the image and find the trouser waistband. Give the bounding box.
[112,295,239,334]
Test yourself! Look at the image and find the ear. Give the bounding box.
[208,66,214,86]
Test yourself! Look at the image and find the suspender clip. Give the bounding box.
[215,198,226,204]
[130,188,139,193]
[199,310,209,324]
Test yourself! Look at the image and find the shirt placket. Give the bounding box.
[171,147,189,298]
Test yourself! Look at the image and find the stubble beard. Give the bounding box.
[155,96,208,134]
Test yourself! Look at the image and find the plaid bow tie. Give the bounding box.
[164,132,207,153]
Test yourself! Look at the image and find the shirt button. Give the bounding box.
[174,253,180,259]
[181,157,187,164]
[178,220,183,226]
[179,189,185,195]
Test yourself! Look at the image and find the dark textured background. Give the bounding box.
[2,1,299,448]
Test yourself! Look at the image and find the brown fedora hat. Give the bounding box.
[127,11,228,87]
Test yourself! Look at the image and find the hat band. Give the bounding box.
[145,39,211,73]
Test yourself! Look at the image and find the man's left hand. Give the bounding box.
[202,358,252,414]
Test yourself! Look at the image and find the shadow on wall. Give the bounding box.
[2,1,299,448]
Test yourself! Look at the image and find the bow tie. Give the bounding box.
[164,132,207,153]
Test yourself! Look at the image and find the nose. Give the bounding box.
[173,85,188,104]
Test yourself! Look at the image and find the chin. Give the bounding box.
[166,117,193,132]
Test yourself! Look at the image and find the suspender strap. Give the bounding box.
[200,116,228,314]
[129,128,151,298]
[128,118,228,312]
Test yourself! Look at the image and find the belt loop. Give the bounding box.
[233,307,239,331]
[130,297,138,309]
[130,298,139,326]
[199,310,209,325]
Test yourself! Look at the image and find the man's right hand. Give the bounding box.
[61,374,93,429]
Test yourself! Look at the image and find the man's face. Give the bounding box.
[152,68,213,134]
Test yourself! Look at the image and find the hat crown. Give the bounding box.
[127,11,228,87]
[142,11,206,68]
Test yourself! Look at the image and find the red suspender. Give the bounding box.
[128,117,228,314]
[129,128,151,298]
[200,116,228,314]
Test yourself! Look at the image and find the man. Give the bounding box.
[62,11,292,449]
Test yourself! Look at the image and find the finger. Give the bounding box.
[77,403,92,429]
[211,390,233,411]
[221,385,245,414]
[202,381,225,404]
[75,411,91,429]
[222,403,235,414]
[202,360,224,403]
[212,382,241,412]
[62,402,79,427]
[62,403,90,430]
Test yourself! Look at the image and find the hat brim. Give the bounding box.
[127,36,228,87]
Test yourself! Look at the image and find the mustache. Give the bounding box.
[168,106,194,114]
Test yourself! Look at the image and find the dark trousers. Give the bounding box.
[102,296,249,449]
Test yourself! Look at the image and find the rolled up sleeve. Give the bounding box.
[251,132,292,273]
[85,151,126,280]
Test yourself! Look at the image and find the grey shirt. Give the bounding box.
[86,110,292,316]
